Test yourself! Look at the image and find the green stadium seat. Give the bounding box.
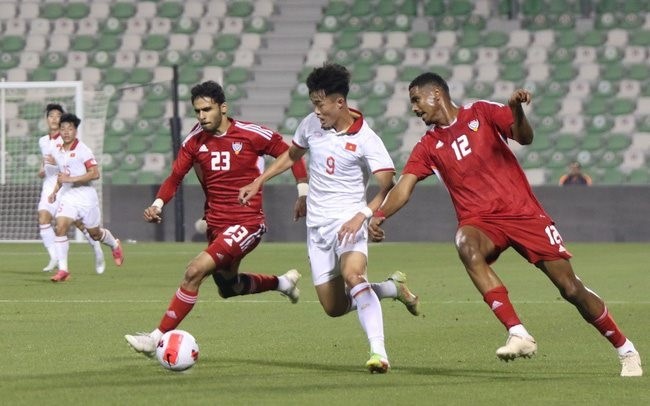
[595,12,619,30]
[599,153,623,171]
[535,116,562,135]
[347,82,368,101]
[534,97,561,117]
[555,30,578,48]
[103,67,128,85]
[224,84,245,101]
[89,51,113,69]
[0,53,19,69]
[119,153,143,171]
[41,52,66,69]
[30,67,54,81]
[380,132,400,152]
[367,16,388,32]
[129,67,153,85]
[367,82,393,100]
[142,35,169,51]
[177,66,200,84]
[583,97,608,116]
[214,34,240,51]
[501,65,526,82]
[628,64,649,81]
[135,171,163,185]
[580,135,603,152]
[286,99,311,118]
[336,32,360,51]
[628,30,650,46]
[620,14,643,30]
[596,0,618,13]
[458,31,481,48]
[318,16,339,32]
[71,35,96,52]
[581,30,605,46]
[245,16,269,33]
[173,17,198,34]
[110,2,136,19]
[465,82,494,100]
[606,134,632,151]
[610,99,636,116]
[157,1,183,18]
[376,0,396,16]
[140,101,165,119]
[465,14,487,31]
[392,14,411,32]
[1,36,26,52]
[66,2,90,19]
[279,117,300,135]
[350,0,372,17]
[40,3,65,19]
[551,63,576,82]
[228,1,253,17]
[360,99,385,118]
[108,169,135,185]
[601,64,625,81]
[587,115,614,134]
[521,0,544,16]
[124,137,150,154]
[409,32,434,48]
[553,13,575,31]
[554,134,578,151]
[424,0,445,15]
[435,16,459,31]
[324,0,347,16]
[501,48,525,65]
[210,50,234,67]
[224,67,249,84]
[131,119,158,137]
[452,48,474,64]
[96,35,121,52]
[483,31,508,48]
[525,15,550,31]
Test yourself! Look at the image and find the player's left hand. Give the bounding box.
[509,89,532,107]
[293,196,306,221]
[47,193,56,204]
[337,214,365,245]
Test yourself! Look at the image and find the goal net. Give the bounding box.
[0,81,108,241]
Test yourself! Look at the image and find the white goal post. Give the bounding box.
[0,80,108,241]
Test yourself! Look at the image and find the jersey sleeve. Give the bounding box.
[477,101,514,140]
[402,138,435,180]
[79,143,98,169]
[363,133,395,173]
[292,114,313,149]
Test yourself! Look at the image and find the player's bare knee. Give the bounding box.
[558,278,583,304]
[322,303,346,318]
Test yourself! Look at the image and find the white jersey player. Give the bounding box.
[37,104,105,273]
[47,113,124,282]
[239,63,420,373]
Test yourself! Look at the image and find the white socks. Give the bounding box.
[617,339,637,356]
[99,228,118,249]
[40,224,57,260]
[348,281,397,312]
[54,235,69,272]
[350,282,387,358]
[508,324,533,338]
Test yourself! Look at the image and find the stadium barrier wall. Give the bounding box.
[99,185,650,243]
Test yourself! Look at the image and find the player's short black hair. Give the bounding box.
[306,63,350,98]
[45,103,64,116]
[409,72,450,95]
[59,113,81,128]
[191,81,226,104]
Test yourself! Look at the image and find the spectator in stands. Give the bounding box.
[239,63,420,374]
[47,113,124,282]
[559,161,593,186]
[368,72,642,377]
[125,80,309,357]
[37,103,105,274]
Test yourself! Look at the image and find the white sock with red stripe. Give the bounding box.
[54,235,69,271]
[350,282,387,358]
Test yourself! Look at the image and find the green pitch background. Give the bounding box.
[1,242,648,405]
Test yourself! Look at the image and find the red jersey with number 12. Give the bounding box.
[403,100,549,222]
[156,118,296,227]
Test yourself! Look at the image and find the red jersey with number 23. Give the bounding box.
[156,118,296,227]
[403,100,549,222]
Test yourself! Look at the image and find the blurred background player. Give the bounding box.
[124,80,309,356]
[369,72,642,377]
[239,63,420,373]
[559,161,593,186]
[37,103,105,273]
[48,113,124,282]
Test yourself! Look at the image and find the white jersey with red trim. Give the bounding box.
[38,133,62,193]
[293,112,394,227]
[52,139,99,207]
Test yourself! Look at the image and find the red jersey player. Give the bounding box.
[125,81,308,356]
[368,72,642,377]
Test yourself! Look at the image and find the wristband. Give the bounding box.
[360,206,373,220]
[373,209,386,219]
[151,198,164,210]
[297,183,309,197]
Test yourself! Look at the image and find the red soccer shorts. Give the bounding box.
[204,222,267,267]
[460,215,573,264]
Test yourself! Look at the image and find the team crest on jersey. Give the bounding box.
[468,119,479,132]
[232,142,243,155]
[345,142,357,152]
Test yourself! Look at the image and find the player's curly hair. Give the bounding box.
[59,113,81,128]
[306,63,350,98]
[191,81,226,104]
[409,72,450,95]
[45,103,64,117]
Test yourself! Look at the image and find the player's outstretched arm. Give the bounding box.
[369,174,418,242]
[509,89,534,145]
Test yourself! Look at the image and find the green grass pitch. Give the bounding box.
[1,242,648,405]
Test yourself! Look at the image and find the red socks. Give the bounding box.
[158,287,197,332]
[238,273,278,294]
[591,307,626,348]
[483,286,522,329]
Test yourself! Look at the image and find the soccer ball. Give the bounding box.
[156,330,199,371]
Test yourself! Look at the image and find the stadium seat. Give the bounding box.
[628,168,650,185]
[121,34,143,52]
[142,34,169,51]
[89,51,114,69]
[228,1,253,17]
[66,2,90,19]
[96,35,121,52]
[110,2,136,19]
[157,1,183,19]
[214,34,240,52]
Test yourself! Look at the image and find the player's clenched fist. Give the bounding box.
[143,206,162,223]
[509,89,532,107]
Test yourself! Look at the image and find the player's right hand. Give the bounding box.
[143,206,162,223]
[238,182,260,206]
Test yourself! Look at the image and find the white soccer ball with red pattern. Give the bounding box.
[156,330,199,371]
